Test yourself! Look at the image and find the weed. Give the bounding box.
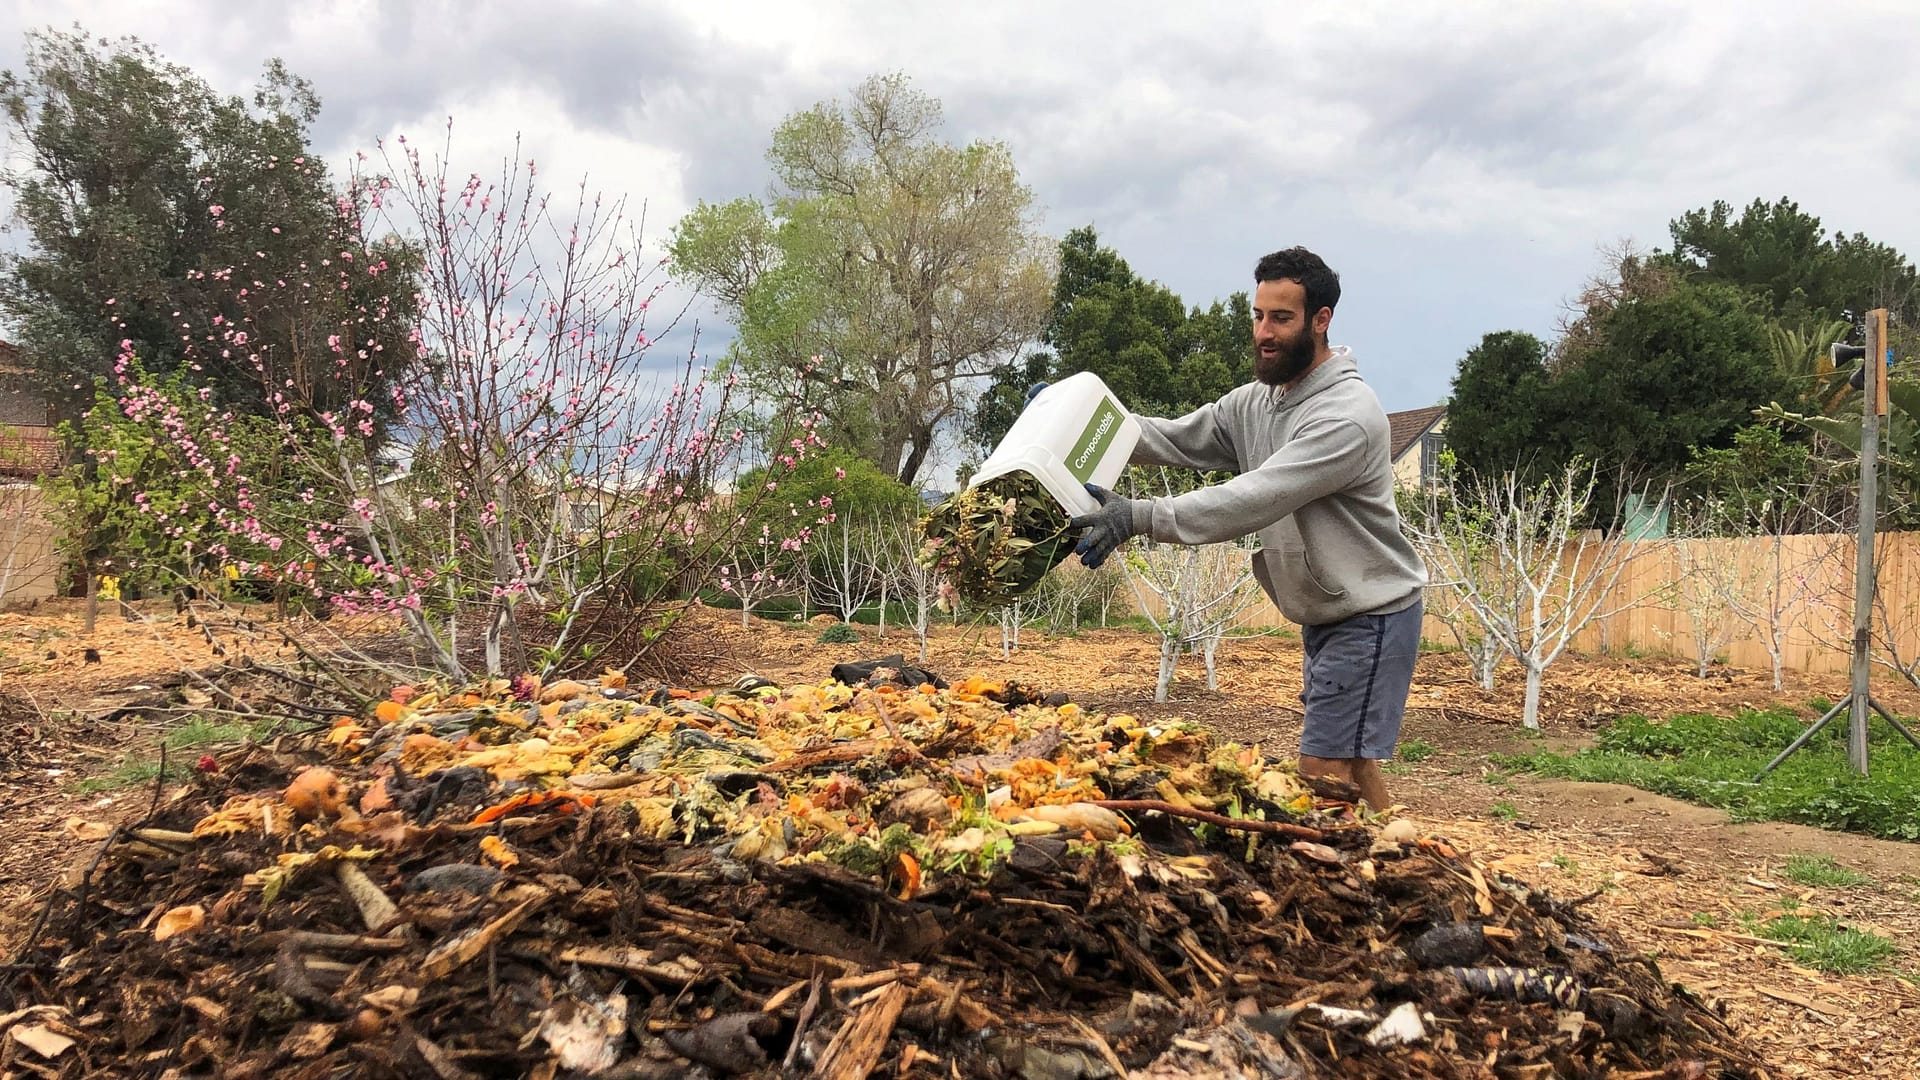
[1550,854,1577,872]
[1753,912,1896,975]
[1691,912,1718,928]
[1490,801,1519,821]
[1780,854,1873,889]
[75,758,170,794]
[163,716,267,750]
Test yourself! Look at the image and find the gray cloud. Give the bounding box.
[3,0,1917,436]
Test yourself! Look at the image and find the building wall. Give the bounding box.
[1391,417,1446,490]
[1,484,63,605]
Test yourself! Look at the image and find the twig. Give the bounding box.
[274,938,341,1012]
[1087,800,1326,841]
[869,695,946,780]
[252,930,413,953]
[1068,1015,1130,1079]
[142,743,168,825]
[64,824,126,951]
[783,971,827,1071]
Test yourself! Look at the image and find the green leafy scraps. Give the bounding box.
[917,471,1074,610]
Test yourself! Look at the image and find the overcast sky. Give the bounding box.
[4,0,1918,479]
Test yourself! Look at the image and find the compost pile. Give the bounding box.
[2,661,1768,1079]
[919,472,1075,610]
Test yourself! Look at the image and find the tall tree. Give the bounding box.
[1662,197,1917,324]
[0,28,421,425]
[969,226,1251,452]
[669,73,1053,486]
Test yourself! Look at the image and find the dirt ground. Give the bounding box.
[5,599,1920,1076]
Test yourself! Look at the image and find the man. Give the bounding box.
[1058,246,1427,812]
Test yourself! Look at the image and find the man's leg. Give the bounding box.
[1296,599,1423,813]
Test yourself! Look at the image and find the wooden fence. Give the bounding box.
[1235,531,1920,677]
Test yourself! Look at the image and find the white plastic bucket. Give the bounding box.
[969,371,1141,518]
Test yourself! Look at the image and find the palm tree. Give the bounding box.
[1767,316,1856,416]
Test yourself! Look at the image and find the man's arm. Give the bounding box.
[1137,417,1370,545]
[1131,402,1240,473]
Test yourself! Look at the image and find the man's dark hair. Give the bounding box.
[1254,247,1340,320]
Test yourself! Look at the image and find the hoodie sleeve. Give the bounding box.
[1130,402,1240,472]
[1134,416,1370,545]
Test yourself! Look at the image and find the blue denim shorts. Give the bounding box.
[1298,599,1423,760]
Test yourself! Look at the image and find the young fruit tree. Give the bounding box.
[1401,483,1504,690]
[86,129,822,681]
[1664,525,1744,680]
[810,510,872,626]
[717,524,794,629]
[1408,459,1663,729]
[1124,539,1267,703]
[1679,425,1849,691]
[877,515,940,663]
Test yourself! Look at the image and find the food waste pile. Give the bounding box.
[1,657,1768,1079]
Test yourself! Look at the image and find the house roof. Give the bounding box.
[1387,405,1447,462]
[0,426,61,478]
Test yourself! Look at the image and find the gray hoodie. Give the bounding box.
[1125,347,1427,626]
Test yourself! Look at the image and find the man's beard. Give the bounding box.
[1255,330,1317,386]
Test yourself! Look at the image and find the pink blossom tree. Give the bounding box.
[92,124,823,679]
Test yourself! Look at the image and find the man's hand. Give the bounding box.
[1024,381,1049,405]
[1070,483,1144,570]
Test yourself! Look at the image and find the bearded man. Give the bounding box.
[1059,246,1427,812]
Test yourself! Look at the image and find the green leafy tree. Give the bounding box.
[1680,424,1828,532]
[0,27,422,425]
[1173,294,1252,405]
[669,73,1054,485]
[969,227,1251,451]
[1553,281,1786,481]
[1443,330,1557,478]
[1451,250,1785,489]
[42,361,325,599]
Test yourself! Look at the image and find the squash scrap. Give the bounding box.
[284,767,347,820]
[469,791,595,825]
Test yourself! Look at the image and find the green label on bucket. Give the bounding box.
[1065,397,1123,483]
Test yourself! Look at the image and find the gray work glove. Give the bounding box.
[1069,483,1148,570]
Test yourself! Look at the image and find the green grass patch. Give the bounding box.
[1781,854,1873,889]
[1749,911,1897,975]
[1397,738,1436,763]
[1489,800,1519,821]
[1495,708,1920,842]
[74,714,281,794]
